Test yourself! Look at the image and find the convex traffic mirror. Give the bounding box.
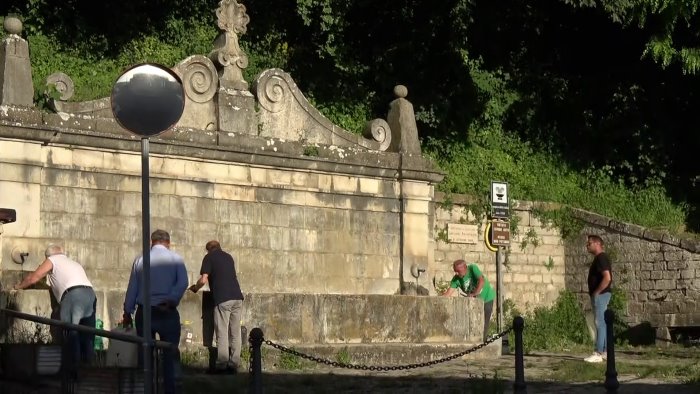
[111,63,185,137]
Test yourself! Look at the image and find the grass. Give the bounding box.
[548,359,700,383]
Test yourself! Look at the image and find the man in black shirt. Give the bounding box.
[190,240,244,373]
[584,235,612,363]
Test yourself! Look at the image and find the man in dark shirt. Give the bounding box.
[584,235,612,363]
[189,240,244,373]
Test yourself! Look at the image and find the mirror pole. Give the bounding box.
[141,137,153,394]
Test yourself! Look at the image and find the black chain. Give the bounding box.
[263,326,512,372]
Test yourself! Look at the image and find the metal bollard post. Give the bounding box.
[513,316,526,393]
[60,328,74,394]
[249,328,264,394]
[604,309,619,392]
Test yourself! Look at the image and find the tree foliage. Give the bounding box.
[0,0,697,231]
[562,0,700,73]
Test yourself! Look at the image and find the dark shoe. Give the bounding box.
[206,368,229,375]
[225,366,238,375]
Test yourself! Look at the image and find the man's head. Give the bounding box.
[453,259,468,278]
[44,244,64,258]
[205,240,221,252]
[151,229,171,248]
[586,235,604,255]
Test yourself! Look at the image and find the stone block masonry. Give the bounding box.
[565,209,700,342]
[432,194,566,310]
[0,139,415,295]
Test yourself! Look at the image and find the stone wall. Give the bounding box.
[0,289,495,363]
[0,130,438,295]
[431,194,566,309]
[0,9,442,298]
[565,209,700,339]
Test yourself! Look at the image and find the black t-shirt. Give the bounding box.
[200,248,244,305]
[587,252,612,295]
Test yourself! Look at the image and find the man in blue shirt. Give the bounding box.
[122,229,188,394]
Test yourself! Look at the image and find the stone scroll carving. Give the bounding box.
[254,68,385,151]
[171,55,218,130]
[46,72,74,101]
[176,55,219,103]
[209,0,250,91]
[363,119,392,151]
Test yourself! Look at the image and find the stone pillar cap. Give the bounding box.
[3,15,22,35]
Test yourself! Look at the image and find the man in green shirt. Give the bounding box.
[441,259,496,342]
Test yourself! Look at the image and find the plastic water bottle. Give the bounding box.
[241,324,247,347]
[94,319,104,351]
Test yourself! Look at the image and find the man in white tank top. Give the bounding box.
[13,244,97,370]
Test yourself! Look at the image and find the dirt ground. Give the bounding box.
[2,347,698,393]
[183,347,700,393]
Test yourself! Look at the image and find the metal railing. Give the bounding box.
[0,307,175,393]
[1,308,175,349]
[249,316,528,394]
[248,312,622,394]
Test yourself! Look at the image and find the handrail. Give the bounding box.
[0,308,176,350]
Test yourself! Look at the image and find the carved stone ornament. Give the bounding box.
[363,119,392,151]
[177,55,219,103]
[45,72,74,100]
[209,0,250,91]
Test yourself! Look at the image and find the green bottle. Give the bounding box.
[94,319,104,351]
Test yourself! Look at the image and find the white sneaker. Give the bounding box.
[584,352,604,363]
[601,352,607,361]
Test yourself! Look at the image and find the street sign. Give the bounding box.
[491,220,511,246]
[491,181,509,219]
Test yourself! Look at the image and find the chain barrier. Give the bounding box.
[263,326,513,372]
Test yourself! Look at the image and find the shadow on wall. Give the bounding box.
[618,322,657,346]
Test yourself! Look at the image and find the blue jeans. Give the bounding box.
[591,292,612,353]
[59,286,97,367]
[136,306,181,394]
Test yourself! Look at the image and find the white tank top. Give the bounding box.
[47,254,93,301]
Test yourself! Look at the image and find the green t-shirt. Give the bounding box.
[450,264,496,302]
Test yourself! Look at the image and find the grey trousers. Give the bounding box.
[483,300,494,342]
[214,299,244,369]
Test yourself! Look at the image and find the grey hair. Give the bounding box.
[45,244,64,258]
[151,229,170,242]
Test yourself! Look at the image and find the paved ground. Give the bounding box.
[182,348,700,393]
[2,348,698,393]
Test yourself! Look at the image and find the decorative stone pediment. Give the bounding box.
[1,1,431,154]
[254,68,389,150]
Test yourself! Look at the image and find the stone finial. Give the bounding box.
[3,15,22,35]
[393,85,408,99]
[209,0,250,91]
[0,15,34,106]
[387,85,421,154]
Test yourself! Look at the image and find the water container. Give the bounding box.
[94,318,104,351]
[106,325,139,368]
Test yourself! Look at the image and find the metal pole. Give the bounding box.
[496,246,504,332]
[604,309,619,392]
[141,138,153,394]
[513,316,526,393]
[249,328,264,394]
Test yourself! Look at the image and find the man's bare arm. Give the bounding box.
[14,259,53,290]
[189,273,209,293]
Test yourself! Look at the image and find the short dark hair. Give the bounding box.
[587,234,604,246]
[205,240,221,252]
[151,229,170,242]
